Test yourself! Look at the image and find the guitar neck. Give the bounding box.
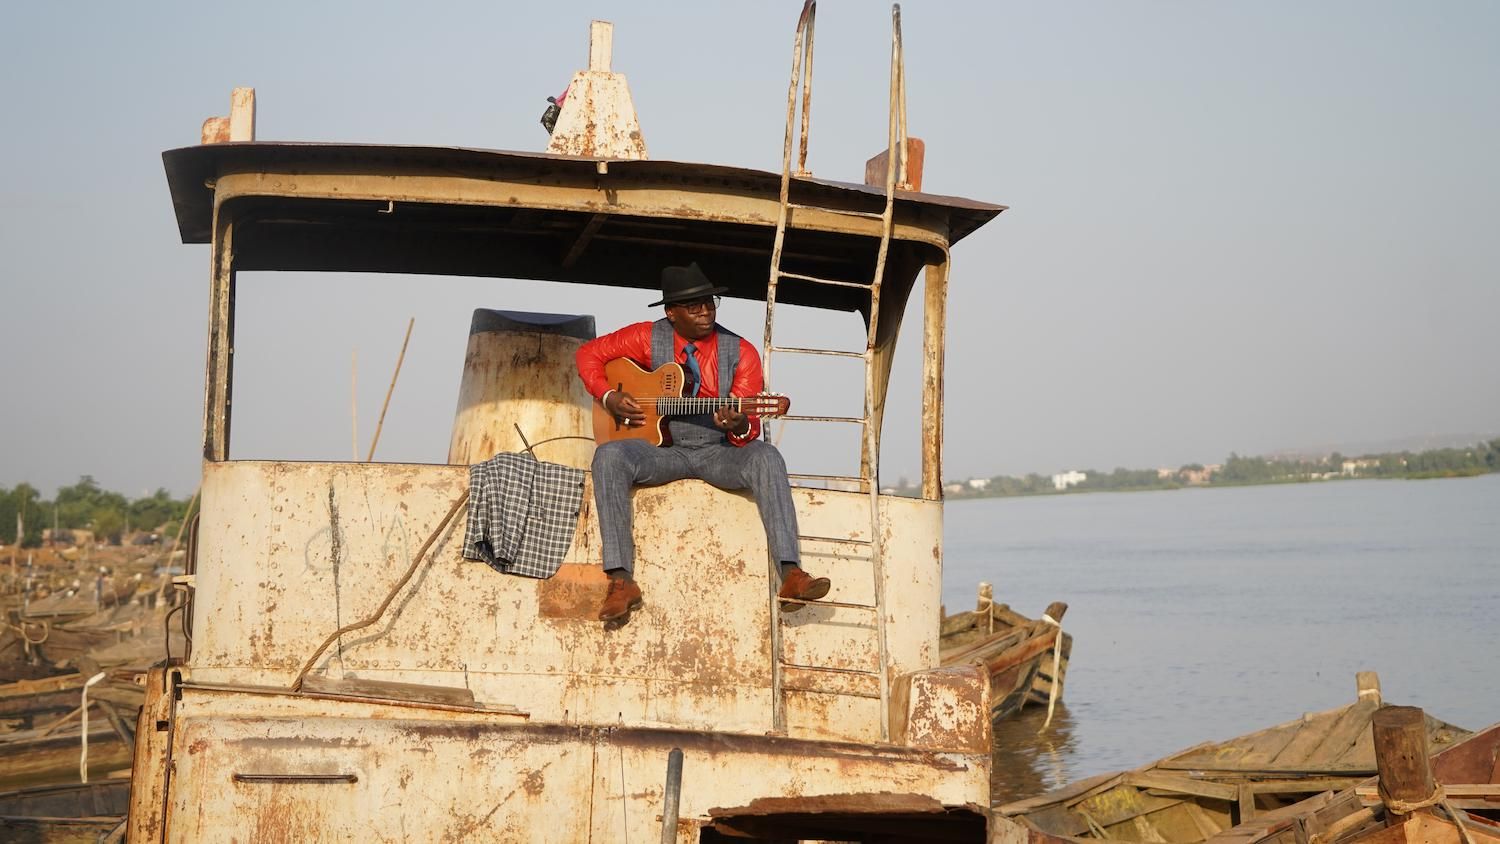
[651,397,747,416]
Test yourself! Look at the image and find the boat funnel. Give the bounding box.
[448,310,597,469]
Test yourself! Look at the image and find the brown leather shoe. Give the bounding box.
[598,576,643,622]
[777,568,831,613]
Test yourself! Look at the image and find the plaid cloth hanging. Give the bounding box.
[463,452,586,579]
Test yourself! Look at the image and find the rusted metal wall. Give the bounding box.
[190,460,942,740]
[161,685,987,842]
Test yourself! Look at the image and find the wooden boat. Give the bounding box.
[0,622,58,684]
[0,719,133,791]
[0,671,148,790]
[997,673,1470,843]
[0,777,129,843]
[0,674,86,733]
[1209,716,1500,844]
[941,583,1071,721]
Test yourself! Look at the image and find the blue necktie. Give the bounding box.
[681,343,702,397]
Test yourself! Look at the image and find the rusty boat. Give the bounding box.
[130,4,1012,841]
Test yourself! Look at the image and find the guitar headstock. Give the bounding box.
[742,393,791,417]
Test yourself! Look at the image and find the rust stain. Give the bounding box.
[536,564,609,619]
[521,768,545,796]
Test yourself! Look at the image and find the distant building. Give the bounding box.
[1156,467,1175,480]
[967,478,991,490]
[1051,470,1087,491]
[1341,458,1379,476]
[944,483,965,495]
[1179,465,1219,486]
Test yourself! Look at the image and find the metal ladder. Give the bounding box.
[762,1,909,740]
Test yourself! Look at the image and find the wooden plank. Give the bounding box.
[1168,721,1307,771]
[1304,699,1380,768]
[561,213,607,269]
[1334,718,1378,769]
[1269,713,1351,769]
[1247,778,1363,796]
[1140,801,1219,842]
[1124,771,1240,802]
[1020,804,1091,838]
[1076,785,1182,828]
[1183,800,1230,839]
[1355,784,1500,800]
[998,771,1123,815]
[1432,722,1500,784]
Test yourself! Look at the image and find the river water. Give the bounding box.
[940,474,1500,805]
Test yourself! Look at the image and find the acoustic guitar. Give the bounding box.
[591,358,791,446]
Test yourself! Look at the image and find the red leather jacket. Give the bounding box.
[576,321,764,445]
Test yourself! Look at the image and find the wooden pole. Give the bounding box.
[1372,705,1435,824]
[366,318,414,463]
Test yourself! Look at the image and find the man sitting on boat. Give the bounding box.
[576,262,832,622]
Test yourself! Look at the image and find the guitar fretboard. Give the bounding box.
[643,397,748,416]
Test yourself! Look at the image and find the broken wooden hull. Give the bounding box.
[0,778,129,844]
[1211,720,1500,844]
[997,676,1470,843]
[0,723,132,790]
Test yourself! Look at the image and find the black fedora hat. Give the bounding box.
[649,262,730,307]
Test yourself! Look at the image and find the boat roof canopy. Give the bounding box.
[163,143,1004,315]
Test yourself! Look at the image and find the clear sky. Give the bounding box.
[1,1,1496,498]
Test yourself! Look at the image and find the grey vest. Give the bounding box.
[650,319,740,447]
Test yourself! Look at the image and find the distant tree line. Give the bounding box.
[0,476,197,548]
[933,438,1500,499]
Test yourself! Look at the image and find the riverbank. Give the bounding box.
[922,438,1500,500]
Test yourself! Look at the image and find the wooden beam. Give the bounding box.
[1372,705,1435,824]
[1124,772,1239,802]
[561,213,607,268]
[1239,783,1257,823]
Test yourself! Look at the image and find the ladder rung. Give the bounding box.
[798,534,873,547]
[768,345,866,359]
[787,202,886,221]
[780,416,864,425]
[787,472,866,484]
[779,597,877,611]
[780,662,881,677]
[776,270,872,290]
[781,684,882,701]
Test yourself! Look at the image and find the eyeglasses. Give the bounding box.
[672,296,721,314]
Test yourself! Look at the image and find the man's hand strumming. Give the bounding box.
[606,391,647,427]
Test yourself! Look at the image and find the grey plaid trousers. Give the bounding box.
[591,439,801,575]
